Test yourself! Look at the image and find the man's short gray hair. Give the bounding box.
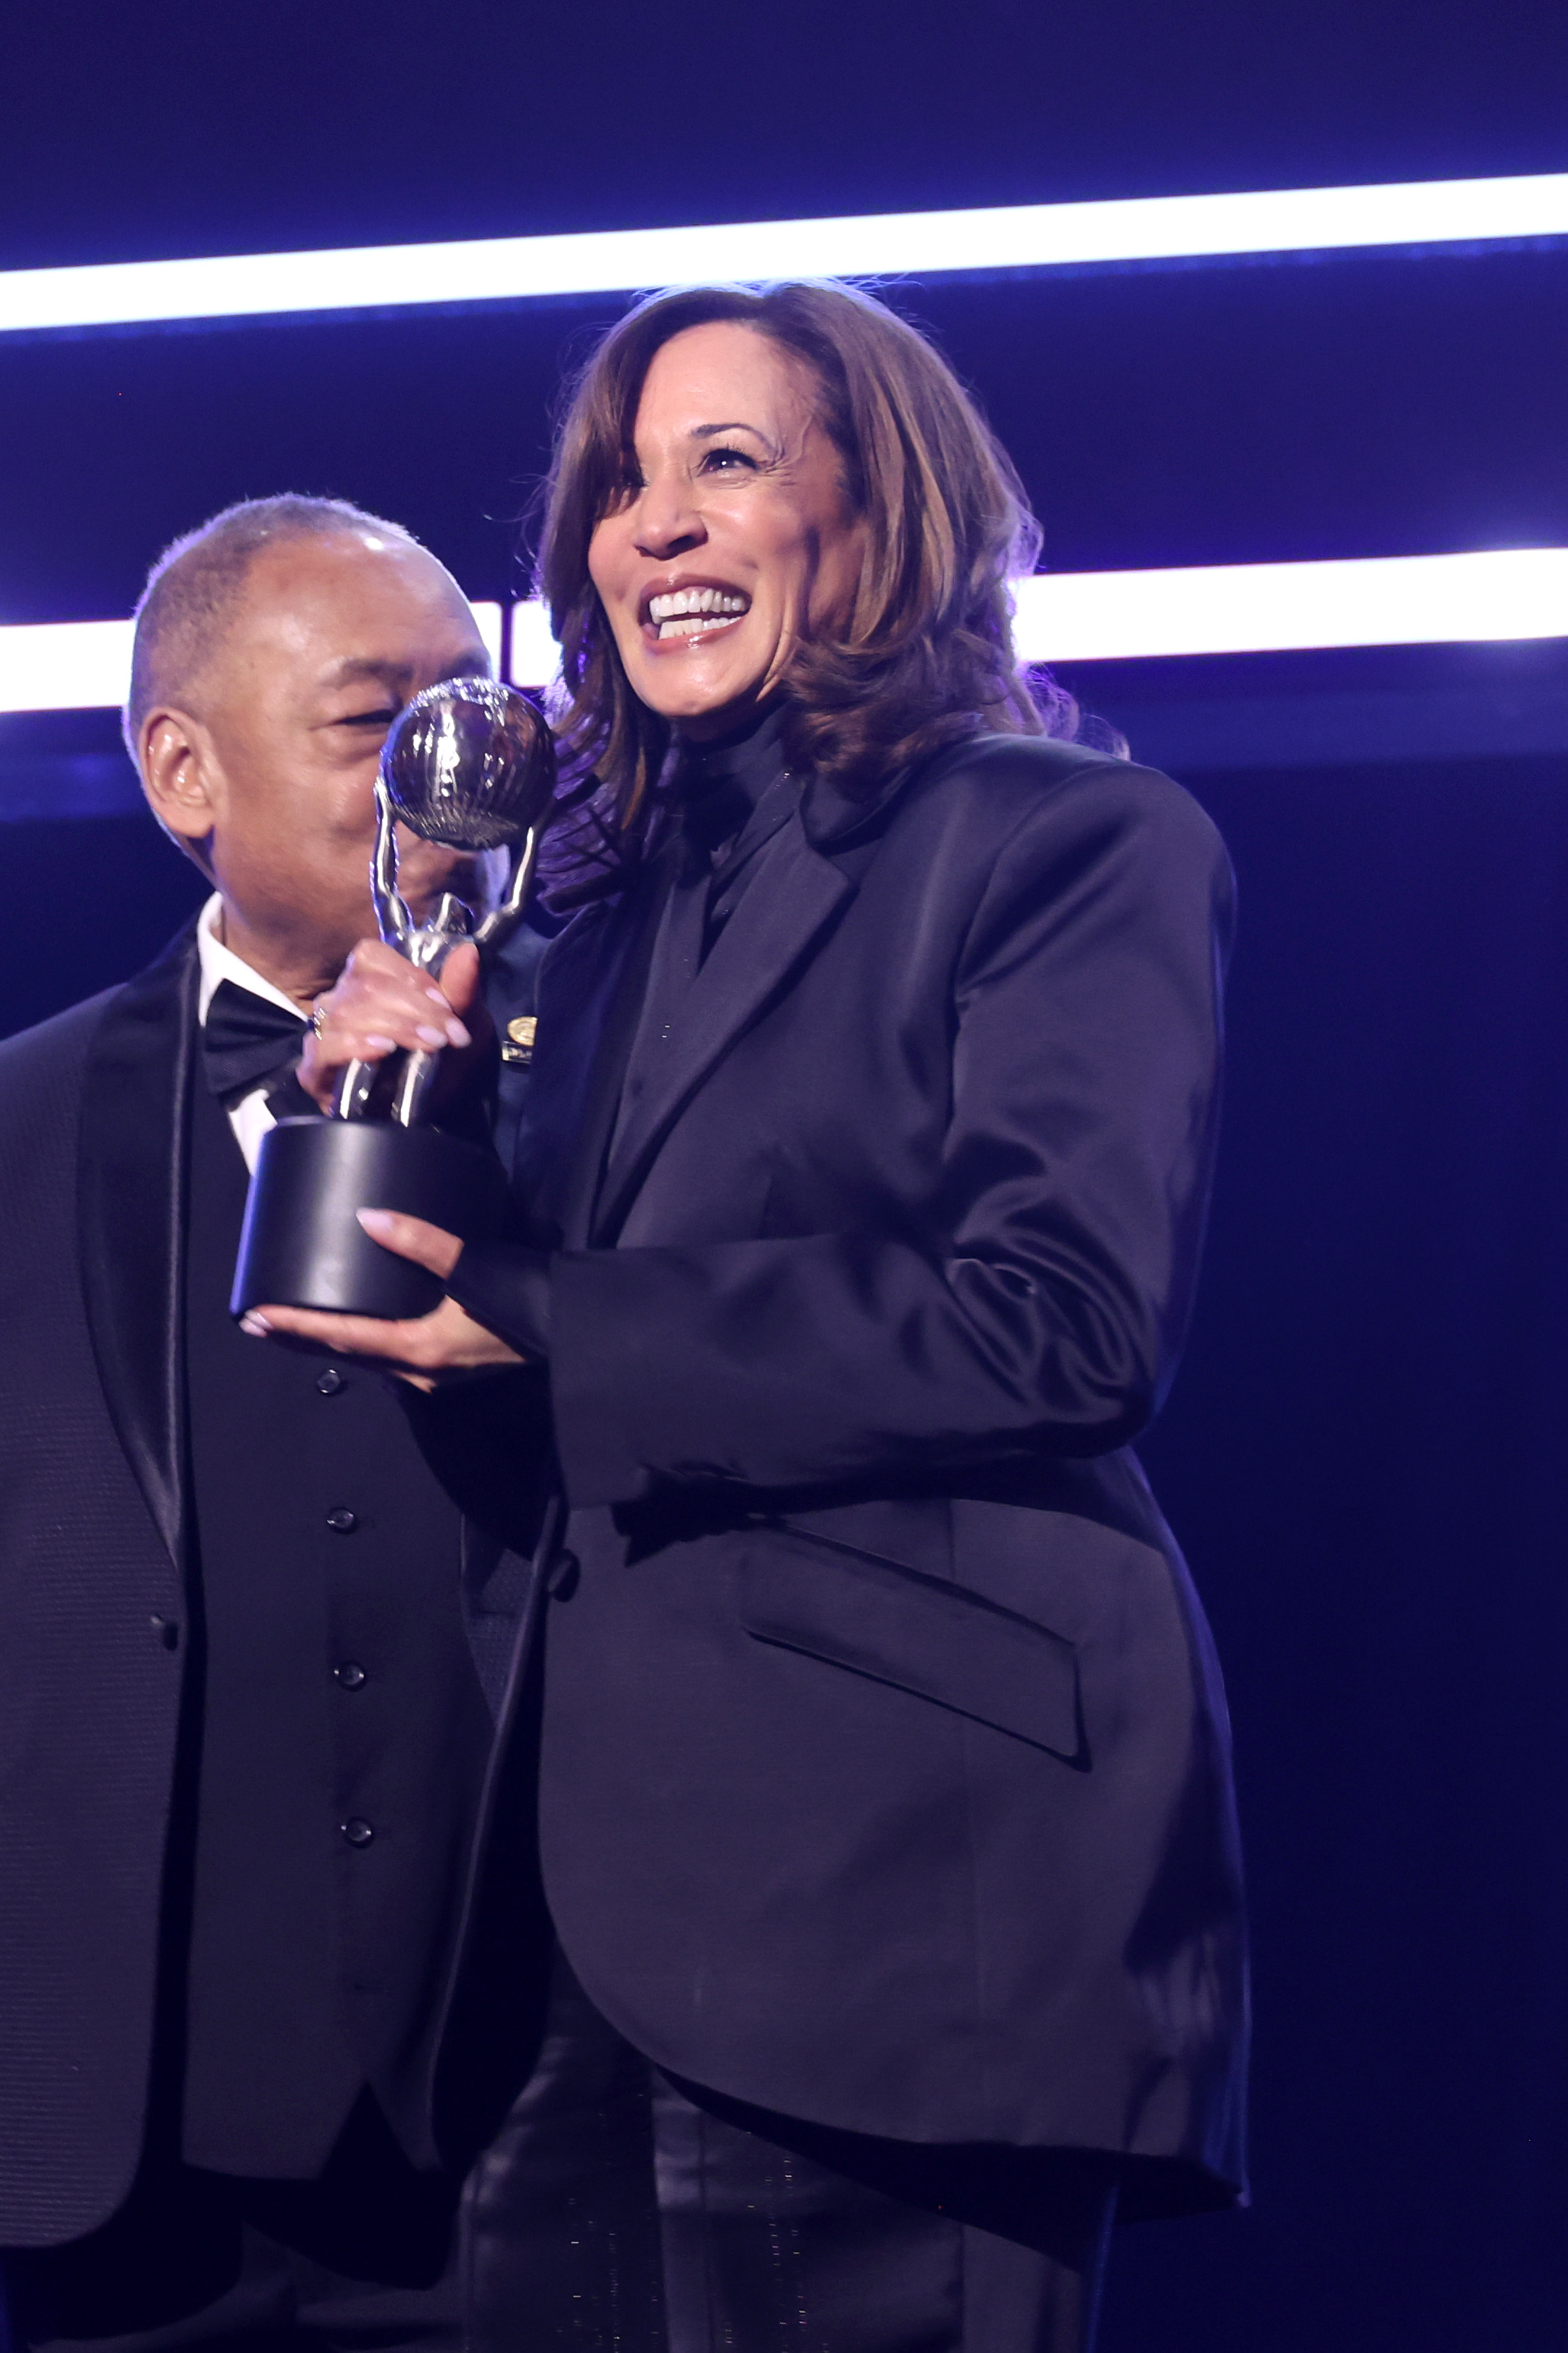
[122,494,422,759]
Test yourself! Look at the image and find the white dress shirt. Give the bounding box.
[195,893,311,1174]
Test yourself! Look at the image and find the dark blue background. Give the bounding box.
[3,4,1567,2342]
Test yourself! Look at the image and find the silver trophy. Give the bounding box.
[231,678,557,1320]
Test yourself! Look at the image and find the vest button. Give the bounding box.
[334,1662,367,1689]
[315,1367,345,1397]
[325,1508,358,1533]
[341,1818,375,1848]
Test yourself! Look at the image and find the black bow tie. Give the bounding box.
[202,979,309,1109]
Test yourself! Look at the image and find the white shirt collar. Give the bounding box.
[195,893,311,1028]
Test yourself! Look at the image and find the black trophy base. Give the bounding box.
[230,1117,508,1321]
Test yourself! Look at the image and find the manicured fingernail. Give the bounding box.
[425,987,448,1005]
[445,1018,471,1048]
[365,1033,398,1053]
[240,1313,272,1336]
[416,1024,448,1048]
[357,1208,395,1237]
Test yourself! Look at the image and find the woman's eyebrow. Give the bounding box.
[689,420,771,441]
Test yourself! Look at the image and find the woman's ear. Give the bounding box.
[140,708,219,864]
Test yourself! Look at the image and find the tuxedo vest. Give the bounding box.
[180,1078,492,2178]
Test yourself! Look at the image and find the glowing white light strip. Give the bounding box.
[506,550,1568,682]
[1007,549,1568,663]
[0,604,502,718]
[0,620,134,715]
[471,599,503,677]
[507,598,561,691]
[5,562,1564,716]
[3,172,1567,334]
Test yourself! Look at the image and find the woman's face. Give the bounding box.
[588,320,866,740]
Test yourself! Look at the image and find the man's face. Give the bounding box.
[146,529,491,982]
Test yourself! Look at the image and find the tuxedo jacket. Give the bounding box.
[495,732,1248,2221]
[0,932,545,2249]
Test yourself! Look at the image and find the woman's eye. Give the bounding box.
[339,706,399,731]
[700,445,757,473]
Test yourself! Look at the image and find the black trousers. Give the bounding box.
[4,1969,1116,2353]
[467,1957,1116,2353]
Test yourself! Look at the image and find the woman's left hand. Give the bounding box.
[240,1209,523,1382]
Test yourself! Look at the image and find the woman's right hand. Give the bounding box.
[297,937,488,1112]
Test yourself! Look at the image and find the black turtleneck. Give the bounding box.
[606,704,795,1166]
[669,702,796,959]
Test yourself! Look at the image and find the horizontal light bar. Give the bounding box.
[4,560,1564,717]
[505,552,1568,679]
[4,172,1567,336]
[508,599,561,694]
[471,599,504,678]
[1007,550,1568,663]
[0,621,134,713]
[0,604,502,717]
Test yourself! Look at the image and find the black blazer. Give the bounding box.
[496,733,1247,2219]
[0,933,542,2247]
[0,946,193,2245]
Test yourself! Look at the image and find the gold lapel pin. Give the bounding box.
[501,1014,537,1068]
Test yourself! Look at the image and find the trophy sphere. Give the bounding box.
[381,677,557,852]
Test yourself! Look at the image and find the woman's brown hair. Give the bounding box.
[535,279,1099,879]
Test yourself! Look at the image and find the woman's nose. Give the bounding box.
[632,471,706,559]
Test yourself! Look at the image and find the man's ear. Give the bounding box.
[140,707,219,868]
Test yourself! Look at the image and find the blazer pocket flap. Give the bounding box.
[740,1532,1081,1760]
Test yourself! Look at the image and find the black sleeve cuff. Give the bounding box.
[448,1239,552,1360]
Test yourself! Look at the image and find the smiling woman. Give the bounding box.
[537,279,1098,877]
[275,277,1246,2353]
[579,313,868,745]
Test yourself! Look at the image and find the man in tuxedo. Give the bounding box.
[0,496,553,2350]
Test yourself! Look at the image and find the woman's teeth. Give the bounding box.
[647,587,749,640]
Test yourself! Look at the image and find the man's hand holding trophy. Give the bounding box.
[230,677,556,1324]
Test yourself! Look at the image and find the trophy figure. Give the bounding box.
[230,677,557,1321]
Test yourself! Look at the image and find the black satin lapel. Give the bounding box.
[78,925,199,1568]
[594,819,853,1242]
